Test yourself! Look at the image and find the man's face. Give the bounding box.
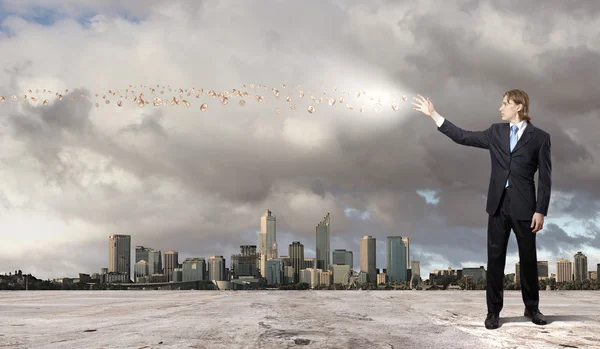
[499,96,520,122]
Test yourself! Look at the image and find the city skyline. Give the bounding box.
[3,209,600,281]
[1,1,599,282]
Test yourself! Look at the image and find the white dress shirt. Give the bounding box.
[436,116,528,143]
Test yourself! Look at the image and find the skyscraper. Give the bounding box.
[556,259,572,283]
[108,234,131,280]
[231,245,260,277]
[289,241,304,283]
[386,236,407,283]
[208,256,226,281]
[182,257,206,282]
[147,249,162,275]
[360,235,376,283]
[537,261,549,279]
[411,260,421,286]
[135,246,151,264]
[402,237,410,273]
[259,210,277,275]
[163,250,179,282]
[573,251,588,281]
[316,213,331,271]
[332,249,353,270]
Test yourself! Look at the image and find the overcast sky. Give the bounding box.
[1,0,599,281]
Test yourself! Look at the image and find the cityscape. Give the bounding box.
[3,210,598,291]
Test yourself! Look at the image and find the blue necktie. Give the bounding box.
[505,125,519,187]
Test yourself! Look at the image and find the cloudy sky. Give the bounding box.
[1,0,599,281]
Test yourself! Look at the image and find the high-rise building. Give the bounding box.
[108,234,131,279]
[259,210,277,275]
[401,237,410,274]
[182,257,206,281]
[134,260,149,279]
[411,260,421,286]
[163,250,179,282]
[135,246,151,264]
[573,251,588,281]
[556,259,572,282]
[316,213,331,271]
[265,259,284,285]
[345,251,353,270]
[386,236,408,283]
[332,249,346,265]
[289,242,304,283]
[231,245,260,278]
[304,258,316,269]
[148,249,162,275]
[360,235,377,283]
[208,256,226,281]
[537,261,549,279]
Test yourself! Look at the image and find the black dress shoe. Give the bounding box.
[524,308,547,325]
[484,312,500,329]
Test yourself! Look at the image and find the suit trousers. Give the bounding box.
[486,186,539,314]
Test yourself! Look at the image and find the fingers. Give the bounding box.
[531,219,543,233]
[414,94,427,104]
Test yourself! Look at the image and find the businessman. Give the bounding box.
[412,90,551,329]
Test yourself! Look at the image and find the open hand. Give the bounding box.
[412,94,435,116]
[531,213,545,233]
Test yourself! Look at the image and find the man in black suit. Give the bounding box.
[412,90,551,329]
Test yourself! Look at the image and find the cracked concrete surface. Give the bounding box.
[0,290,599,348]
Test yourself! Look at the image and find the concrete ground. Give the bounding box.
[0,290,599,349]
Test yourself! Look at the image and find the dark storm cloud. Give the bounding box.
[536,223,595,257]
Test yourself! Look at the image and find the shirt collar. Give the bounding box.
[510,119,527,130]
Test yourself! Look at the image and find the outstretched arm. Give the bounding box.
[436,112,492,149]
[413,95,491,149]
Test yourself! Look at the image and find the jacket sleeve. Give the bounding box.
[536,134,552,215]
[437,119,492,149]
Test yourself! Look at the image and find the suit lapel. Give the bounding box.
[501,123,511,154]
[512,122,535,153]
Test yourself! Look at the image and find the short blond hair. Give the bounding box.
[503,89,531,122]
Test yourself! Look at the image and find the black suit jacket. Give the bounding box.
[437,119,552,220]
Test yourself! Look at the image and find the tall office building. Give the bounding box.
[401,237,410,274]
[411,260,421,285]
[316,213,331,271]
[163,250,179,282]
[108,234,131,279]
[345,251,353,270]
[573,251,588,281]
[134,260,149,279]
[182,257,206,282]
[231,245,260,278]
[148,249,162,275]
[386,236,408,283]
[556,259,572,283]
[332,249,353,269]
[259,210,277,275]
[537,261,549,279]
[360,235,377,283]
[135,246,152,263]
[289,241,304,283]
[208,256,226,281]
